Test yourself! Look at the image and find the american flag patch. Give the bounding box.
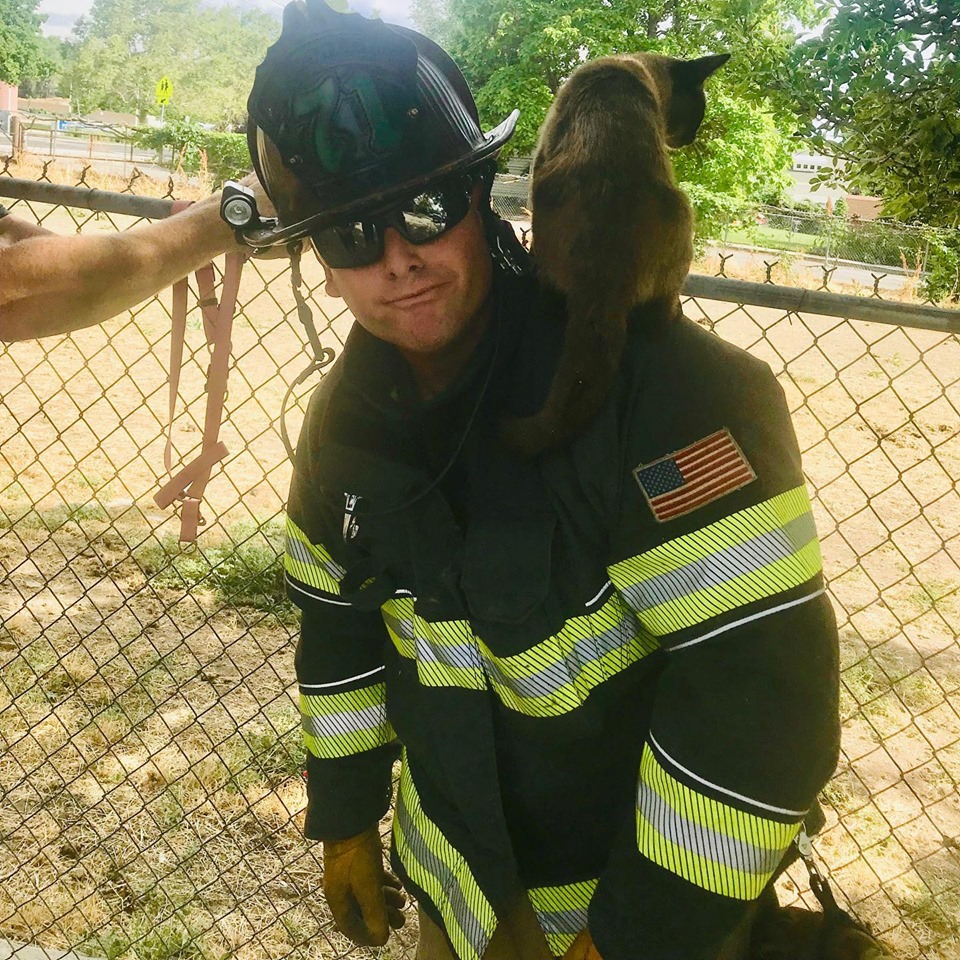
[633,429,756,522]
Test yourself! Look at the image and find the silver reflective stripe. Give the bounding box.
[486,603,637,701]
[637,779,786,878]
[396,798,491,959]
[620,511,817,613]
[302,703,387,739]
[382,609,415,641]
[536,906,590,935]
[485,657,569,699]
[415,636,485,670]
[285,533,345,580]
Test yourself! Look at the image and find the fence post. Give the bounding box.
[10,113,22,161]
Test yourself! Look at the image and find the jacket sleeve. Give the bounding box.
[284,384,399,842]
[589,326,841,960]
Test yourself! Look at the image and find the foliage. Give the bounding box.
[673,86,794,238]
[808,219,927,268]
[136,519,296,623]
[0,0,52,85]
[920,230,960,305]
[413,0,811,220]
[136,118,251,183]
[16,35,62,97]
[788,0,960,228]
[61,0,279,127]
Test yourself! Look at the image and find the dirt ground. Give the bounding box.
[2,170,959,959]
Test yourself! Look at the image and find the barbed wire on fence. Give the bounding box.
[1,164,959,960]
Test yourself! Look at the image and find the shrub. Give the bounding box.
[920,230,960,304]
[134,119,251,184]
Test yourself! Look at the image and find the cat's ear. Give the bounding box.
[675,53,730,87]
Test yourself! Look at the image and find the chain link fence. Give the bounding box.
[2,162,959,960]
[721,204,955,276]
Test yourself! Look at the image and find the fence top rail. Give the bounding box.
[683,275,960,334]
[2,177,958,333]
[0,176,174,220]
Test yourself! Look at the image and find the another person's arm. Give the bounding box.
[0,176,266,342]
[0,205,53,246]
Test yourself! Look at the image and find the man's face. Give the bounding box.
[318,185,493,357]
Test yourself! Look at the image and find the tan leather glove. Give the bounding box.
[322,827,406,947]
[562,928,603,960]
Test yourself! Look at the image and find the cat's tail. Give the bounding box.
[499,282,635,458]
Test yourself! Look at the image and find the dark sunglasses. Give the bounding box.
[311,174,480,269]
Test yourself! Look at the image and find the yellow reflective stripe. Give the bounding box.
[609,486,822,637]
[482,594,660,718]
[381,597,486,691]
[528,878,597,956]
[300,684,395,759]
[394,756,496,960]
[284,516,345,595]
[382,594,659,716]
[381,597,417,657]
[636,745,800,900]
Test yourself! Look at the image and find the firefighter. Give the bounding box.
[247,2,841,958]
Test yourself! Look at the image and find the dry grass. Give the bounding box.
[1,152,213,200]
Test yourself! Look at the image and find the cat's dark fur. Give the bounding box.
[500,51,729,457]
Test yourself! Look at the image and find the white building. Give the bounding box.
[787,152,846,206]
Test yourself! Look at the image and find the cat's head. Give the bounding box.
[638,52,730,148]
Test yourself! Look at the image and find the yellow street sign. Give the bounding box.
[155,76,173,106]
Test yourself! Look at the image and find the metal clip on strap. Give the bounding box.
[795,827,848,924]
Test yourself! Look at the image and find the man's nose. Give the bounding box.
[381,226,425,277]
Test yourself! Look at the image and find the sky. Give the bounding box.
[37,0,417,38]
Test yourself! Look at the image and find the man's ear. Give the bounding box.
[321,259,342,298]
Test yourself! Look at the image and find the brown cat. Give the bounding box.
[500,51,729,457]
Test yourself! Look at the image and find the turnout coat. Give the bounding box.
[283,271,840,960]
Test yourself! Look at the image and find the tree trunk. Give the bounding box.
[646,9,660,38]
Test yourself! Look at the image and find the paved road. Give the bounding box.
[3,129,171,180]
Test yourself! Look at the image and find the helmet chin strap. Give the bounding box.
[280,241,337,463]
[481,199,534,278]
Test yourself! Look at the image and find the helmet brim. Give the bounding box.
[240,109,518,249]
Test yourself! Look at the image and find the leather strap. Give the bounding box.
[155,199,246,541]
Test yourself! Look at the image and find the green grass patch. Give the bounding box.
[901,887,960,939]
[909,578,959,615]
[895,672,943,713]
[225,712,303,790]
[136,519,296,625]
[842,657,893,705]
[83,917,209,960]
[3,501,111,532]
[727,224,821,252]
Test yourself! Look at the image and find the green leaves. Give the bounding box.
[61,0,280,127]
[0,0,51,85]
[414,0,802,213]
[788,0,960,228]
